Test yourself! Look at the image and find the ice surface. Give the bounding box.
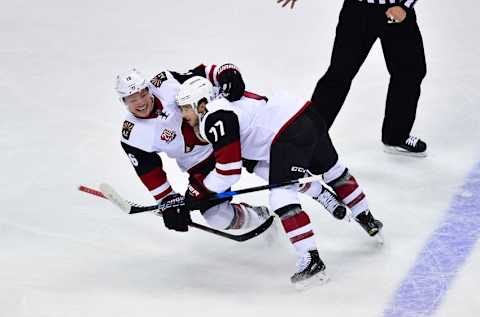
[1,1,480,316]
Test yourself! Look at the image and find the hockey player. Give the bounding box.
[116,68,272,233]
[175,75,383,287]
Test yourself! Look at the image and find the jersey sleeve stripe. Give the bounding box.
[153,187,173,201]
[243,91,268,102]
[149,181,172,196]
[140,167,168,190]
[204,170,241,193]
[216,167,242,176]
[207,64,218,85]
[215,140,242,164]
[215,161,242,170]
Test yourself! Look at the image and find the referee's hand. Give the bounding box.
[386,6,407,24]
[277,0,297,9]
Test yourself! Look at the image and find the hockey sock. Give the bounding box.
[279,208,317,256]
[327,169,368,218]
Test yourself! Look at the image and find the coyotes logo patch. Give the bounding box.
[150,72,168,88]
[160,129,176,143]
[122,120,135,140]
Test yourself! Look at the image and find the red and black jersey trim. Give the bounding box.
[243,91,268,102]
[271,101,312,144]
[120,142,168,191]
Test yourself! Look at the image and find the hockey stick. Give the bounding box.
[92,174,324,215]
[78,184,274,242]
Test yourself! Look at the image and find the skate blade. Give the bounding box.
[383,146,427,158]
[293,271,329,291]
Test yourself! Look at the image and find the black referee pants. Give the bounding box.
[311,0,427,145]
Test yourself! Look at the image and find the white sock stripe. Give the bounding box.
[350,199,369,218]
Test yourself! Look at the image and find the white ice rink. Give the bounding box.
[1,1,480,316]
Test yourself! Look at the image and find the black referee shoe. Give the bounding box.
[383,136,427,157]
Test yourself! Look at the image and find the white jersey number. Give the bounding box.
[208,120,225,142]
[128,153,139,167]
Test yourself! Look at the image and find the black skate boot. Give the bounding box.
[290,250,328,289]
[383,135,427,157]
[315,187,347,220]
[355,209,383,237]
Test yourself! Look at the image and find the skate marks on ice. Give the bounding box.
[383,161,480,317]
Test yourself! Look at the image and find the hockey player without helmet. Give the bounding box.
[115,69,149,101]
[176,76,215,112]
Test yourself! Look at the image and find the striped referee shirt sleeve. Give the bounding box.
[401,0,418,9]
[358,0,418,9]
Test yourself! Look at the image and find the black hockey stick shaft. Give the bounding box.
[131,174,323,214]
[187,215,274,242]
[79,184,275,242]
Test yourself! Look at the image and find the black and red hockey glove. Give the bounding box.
[160,193,191,232]
[216,63,245,102]
[185,172,212,199]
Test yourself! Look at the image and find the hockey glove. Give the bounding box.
[242,158,258,174]
[184,173,228,212]
[217,63,245,102]
[160,193,191,232]
[185,173,213,202]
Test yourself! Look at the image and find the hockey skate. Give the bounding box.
[314,187,347,220]
[355,209,384,244]
[232,203,277,243]
[383,136,427,158]
[249,203,270,221]
[290,250,328,289]
[248,203,279,244]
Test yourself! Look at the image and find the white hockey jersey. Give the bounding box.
[199,91,311,193]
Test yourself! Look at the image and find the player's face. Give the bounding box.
[124,88,153,118]
[179,105,199,127]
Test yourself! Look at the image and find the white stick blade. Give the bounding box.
[99,183,132,213]
[298,174,323,185]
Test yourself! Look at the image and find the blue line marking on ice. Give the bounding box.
[384,161,480,317]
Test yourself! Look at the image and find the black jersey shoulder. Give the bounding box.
[121,141,163,175]
[203,110,240,149]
